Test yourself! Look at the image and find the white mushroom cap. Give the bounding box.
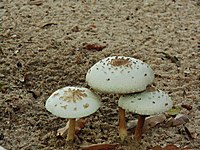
[45,87,101,118]
[118,90,173,115]
[86,56,154,94]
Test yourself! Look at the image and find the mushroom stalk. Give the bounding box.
[119,107,127,141]
[67,118,76,141]
[134,115,146,143]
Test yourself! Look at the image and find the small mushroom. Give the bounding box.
[86,56,154,141]
[45,86,101,141]
[118,90,173,142]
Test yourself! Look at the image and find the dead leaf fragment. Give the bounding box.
[144,114,166,131]
[89,24,96,29]
[127,114,166,132]
[57,118,89,138]
[81,143,118,150]
[83,43,106,51]
[167,114,189,127]
[181,104,192,111]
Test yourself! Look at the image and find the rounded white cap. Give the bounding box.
[86,56,154,94]
[45,87,101,118]
[118,90,173,115]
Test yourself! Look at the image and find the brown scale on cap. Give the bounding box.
[59,89,87,103]
[109,57,132,68]
[61,105,67,110]
[83,103,89,109]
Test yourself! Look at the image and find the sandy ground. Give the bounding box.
[0,0,200,149]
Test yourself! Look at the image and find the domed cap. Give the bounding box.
[118,90,173,115]
[86,56,154,94]
[45,87,101,118]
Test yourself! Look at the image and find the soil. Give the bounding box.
[0,0,200,150]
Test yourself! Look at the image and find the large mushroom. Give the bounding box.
[45,86,101,141]
[86,56,154,141]
[118,90,173,142]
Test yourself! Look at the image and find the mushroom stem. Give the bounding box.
[67,118,76,141]
[119,106,127,141]
[134,115,146,143]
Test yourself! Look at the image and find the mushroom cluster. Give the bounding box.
[45,55,173,143]
[86,56,173,142]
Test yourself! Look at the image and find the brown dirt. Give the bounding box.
[0,0,200,150]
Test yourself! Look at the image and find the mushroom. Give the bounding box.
[86,56,154,141]
[45,86,101,141]
[118,90,173,142]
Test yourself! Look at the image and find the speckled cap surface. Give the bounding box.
[45,87,101,118]
[118,90,173,115]
[86,56,154,94]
